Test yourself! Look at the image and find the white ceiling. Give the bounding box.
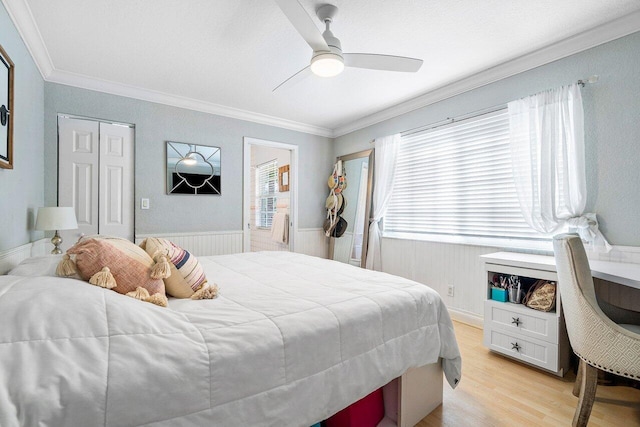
[6,0,640,136]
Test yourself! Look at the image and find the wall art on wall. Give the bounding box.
[0,44,14,169]
[166,141,221,195]
[278,164,290,192]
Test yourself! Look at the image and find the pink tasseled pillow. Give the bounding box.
[57,236,168,307]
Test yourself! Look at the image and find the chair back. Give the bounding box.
[553,234,606,361]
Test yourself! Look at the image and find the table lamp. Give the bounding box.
[35,207,78,254]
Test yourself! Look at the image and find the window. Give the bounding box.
[385,109,546,243]
[256,159,278,229]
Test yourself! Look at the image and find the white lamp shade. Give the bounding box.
[35,207,78,231]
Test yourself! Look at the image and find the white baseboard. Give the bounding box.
[448,307,483,329]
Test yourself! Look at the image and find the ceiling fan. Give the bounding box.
[273,0,423,91]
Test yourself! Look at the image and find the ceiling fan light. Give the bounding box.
[311,53,344,77]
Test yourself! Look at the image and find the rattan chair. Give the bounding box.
[553,234,640,426]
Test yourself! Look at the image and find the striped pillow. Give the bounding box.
[65,236,167,306]
[140,238,208,298]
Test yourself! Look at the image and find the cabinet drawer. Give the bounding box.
[484,329,558,372]
[484,300,558,343]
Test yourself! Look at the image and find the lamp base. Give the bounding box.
[51,230,63,255]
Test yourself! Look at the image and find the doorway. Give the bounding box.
[243,137,298,252]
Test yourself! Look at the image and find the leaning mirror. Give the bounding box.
[166,141,221,195]
[330,149,374,267]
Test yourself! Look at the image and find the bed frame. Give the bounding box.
[382,361,443,427]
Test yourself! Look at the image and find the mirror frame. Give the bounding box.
[0,44,14,170]
[166,141,221,195]
[329,149,374,268]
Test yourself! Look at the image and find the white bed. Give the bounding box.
[0,251,461,427]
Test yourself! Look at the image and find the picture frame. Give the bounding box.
[0,44,14,169]
[278,165,290,192]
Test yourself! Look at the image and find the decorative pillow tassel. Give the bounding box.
[89,267,117,289]
[56,254,77,277]
[145,293,168,307]
[191,282,219,300]
[150,253,172,279]
[126,286,150,301]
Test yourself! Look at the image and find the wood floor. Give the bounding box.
[417,321,640,426]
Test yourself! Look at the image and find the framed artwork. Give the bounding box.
[278,165,290,192]
[166,141,221,195]
[0,44,14,169]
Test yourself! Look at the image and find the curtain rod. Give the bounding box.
[370,75,600,142]
[399,104,506,138]
[578,74,599,87]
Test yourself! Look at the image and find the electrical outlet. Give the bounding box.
[447,285,454,297]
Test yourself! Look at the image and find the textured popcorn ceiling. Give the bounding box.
[20,0,640,133]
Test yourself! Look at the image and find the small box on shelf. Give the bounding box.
[491,287,508,302]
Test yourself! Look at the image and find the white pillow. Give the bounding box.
[8,255,65,277]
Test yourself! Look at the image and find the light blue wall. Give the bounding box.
[334,31,640,246]
[44,84,333,235]
[0,3,44,252]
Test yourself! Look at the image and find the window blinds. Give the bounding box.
[256,160,278,229]
[385,109,545,240]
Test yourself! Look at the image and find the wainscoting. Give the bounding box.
[0,238,48,274]
[135,228,328,259]
[294,228,329,258]
[380,237,500,326]
[135,231,244,256]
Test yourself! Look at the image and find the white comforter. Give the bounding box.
[0,251,461,427]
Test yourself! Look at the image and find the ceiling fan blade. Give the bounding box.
[343,53,423,72]
[273,66,312,92]
[274,0,329,52]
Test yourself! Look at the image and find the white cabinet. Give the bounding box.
[481,252,571,377]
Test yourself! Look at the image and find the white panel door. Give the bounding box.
[58,117,99,249]
[98,123,134,240]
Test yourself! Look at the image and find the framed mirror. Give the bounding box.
[166,141,221,195]
[329,149,374,267]
[0,44,14,170]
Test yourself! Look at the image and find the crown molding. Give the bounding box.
[1,0,54,78]
[47,69,334,137]
[333,10,640,137]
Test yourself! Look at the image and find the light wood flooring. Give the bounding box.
[418,321,640,426]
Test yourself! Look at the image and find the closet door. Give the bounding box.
[58,117,134,250]
[58,117,99,249]
[98,123,134,240]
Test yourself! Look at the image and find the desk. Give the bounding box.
[481,251,640,291]
[482,251,640,386]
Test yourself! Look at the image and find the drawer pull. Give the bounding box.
[511,317,522,327]
[511,342,521,352]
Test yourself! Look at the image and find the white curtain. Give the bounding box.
[508,83,610,252]
[366,134,400,270]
